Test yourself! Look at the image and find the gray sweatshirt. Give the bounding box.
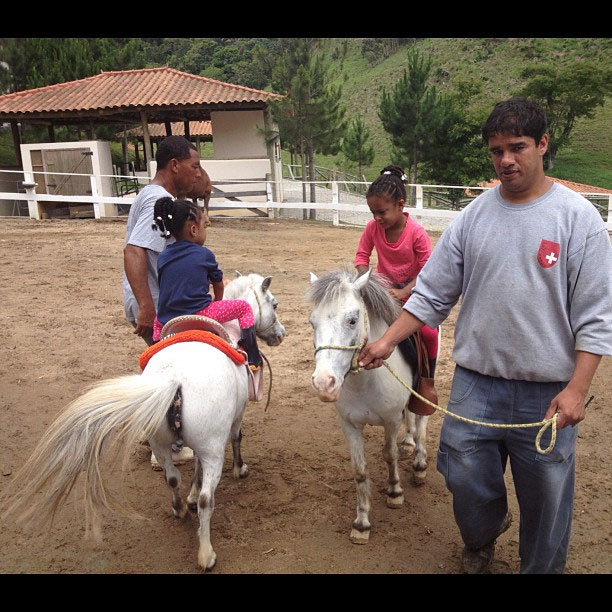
[405,182,612,382]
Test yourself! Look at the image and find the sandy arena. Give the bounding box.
[0,216,610,574]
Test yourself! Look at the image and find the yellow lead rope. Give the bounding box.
[378,361,558,455]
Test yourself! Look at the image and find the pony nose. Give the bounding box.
[311,370,341,402]
[311,372,337,392]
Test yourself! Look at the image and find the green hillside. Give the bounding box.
[318,38,612,188]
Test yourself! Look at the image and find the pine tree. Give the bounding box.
[268,39,346,218]
[342,116,375,180]
[378,49,443,195]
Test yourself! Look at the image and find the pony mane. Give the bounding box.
[307,265,401,326]
[225,273,262,299]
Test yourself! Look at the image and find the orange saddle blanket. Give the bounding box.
[139,330,246,371]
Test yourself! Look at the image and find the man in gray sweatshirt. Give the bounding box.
[358,98,612,574]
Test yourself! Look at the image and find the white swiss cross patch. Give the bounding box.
[537,239,561,269]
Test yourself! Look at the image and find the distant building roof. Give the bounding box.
[119,121,213,140]
[0,67,283,123]
[482,177,612,195]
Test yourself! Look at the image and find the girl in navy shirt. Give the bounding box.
[151,197,262,368]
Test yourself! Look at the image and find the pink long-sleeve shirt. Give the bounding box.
[355,213,432,286]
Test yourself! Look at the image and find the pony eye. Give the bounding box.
[347,317,357,326]
[273,303,278,310]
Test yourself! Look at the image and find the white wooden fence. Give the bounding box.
[1,168,611,232]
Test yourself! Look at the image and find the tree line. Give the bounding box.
[1,38,610,195]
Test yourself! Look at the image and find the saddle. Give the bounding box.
[150,315,264,402]
[397,331,437,416]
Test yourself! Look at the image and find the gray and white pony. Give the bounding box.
[308,266,432,544]
[0,273,285,571]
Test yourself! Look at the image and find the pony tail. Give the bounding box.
[380,165,407,183]
[153,196,175,239]
[367,165,408,202]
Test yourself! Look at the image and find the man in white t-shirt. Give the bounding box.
[123,136,202,345]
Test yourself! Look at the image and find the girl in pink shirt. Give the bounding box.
[355,165,439,377]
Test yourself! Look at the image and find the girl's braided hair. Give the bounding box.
[152,197,202,240]
[366,165,408,203]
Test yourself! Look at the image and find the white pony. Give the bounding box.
[0,273,285,571]
[308,267,432,544]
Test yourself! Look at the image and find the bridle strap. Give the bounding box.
[251,287,279,334]
[313,310,369,374]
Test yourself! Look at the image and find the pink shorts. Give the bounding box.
[153,299,255,341]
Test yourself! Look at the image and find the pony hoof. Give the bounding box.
[350,528,370,545]
[412,469,427,486]
[233,464,250,479]
[198,548,217,571]
[386,494,404,508]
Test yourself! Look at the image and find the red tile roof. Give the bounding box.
[120,121,213,138]
[482,177,612,195]
[0,67,283,116]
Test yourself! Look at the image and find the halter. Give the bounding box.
[251,287,280,335]
[314,309,370,375]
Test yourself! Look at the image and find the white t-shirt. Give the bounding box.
[122,184,174,324]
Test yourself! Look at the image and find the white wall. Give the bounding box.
[210,110,268,160]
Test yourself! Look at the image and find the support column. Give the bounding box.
[122,126,129,174]
[140,111,153,176]
[47,124,56,143]
[11,121,23,168]
[165,120,172,136]
[263,108,283,204]
[184,121,191,141]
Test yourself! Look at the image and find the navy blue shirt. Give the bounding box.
[157,240,224,325]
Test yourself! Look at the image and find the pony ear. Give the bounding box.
[309,272,319,284]
[261,276,272,292]
[354,268,371,292]
[234,270,242,277]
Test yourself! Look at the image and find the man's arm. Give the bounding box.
[545,351,602,429]
[124,244,156,337]
[358,309,425,370]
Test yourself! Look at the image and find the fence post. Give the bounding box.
[608,195,612,232]
[22,173,40,220]
[332,181,339,227]
[90,174,101,219]
[415,185,424,209]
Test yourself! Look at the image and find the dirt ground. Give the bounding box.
[0,216,610,574]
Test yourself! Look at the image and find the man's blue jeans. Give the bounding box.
[437,365,577,574]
